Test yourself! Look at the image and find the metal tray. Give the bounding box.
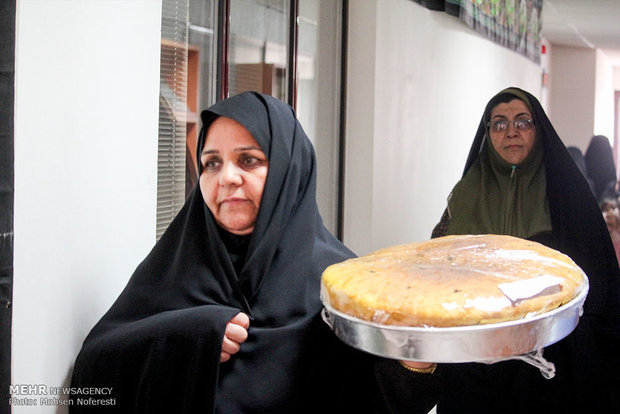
[321,287,588,363]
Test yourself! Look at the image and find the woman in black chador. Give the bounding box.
[70,92,390,413]
[426,87,620,413]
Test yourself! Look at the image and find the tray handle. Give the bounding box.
[321,307,335,330]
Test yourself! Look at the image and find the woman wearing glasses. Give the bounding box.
[421,87,620,413]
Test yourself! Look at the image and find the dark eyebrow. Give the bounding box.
[201,146,263,156]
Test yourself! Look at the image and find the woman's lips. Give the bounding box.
[220,197,248,205]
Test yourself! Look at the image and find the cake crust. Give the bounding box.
[321,235,587,327]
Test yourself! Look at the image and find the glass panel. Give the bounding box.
[188,0,218,193]
[228,0,289,101]
[296,0,342,235]
[189,0,218,111]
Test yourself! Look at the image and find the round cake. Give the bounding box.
[321,235,588,327]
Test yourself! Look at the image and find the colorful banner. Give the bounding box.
[460,0,542,63]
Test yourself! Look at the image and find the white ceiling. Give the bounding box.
[542,0,620,66]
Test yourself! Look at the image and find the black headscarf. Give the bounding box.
[69,92,375,413]
[585,134,617,202]
[435,88,620,413]
[445,88,551,239]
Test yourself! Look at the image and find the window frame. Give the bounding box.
[158,0,348,240]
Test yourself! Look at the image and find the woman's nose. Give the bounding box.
[506,122,519,137]
[219,161,243,186]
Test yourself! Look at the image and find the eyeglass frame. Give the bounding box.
[487,118,535,133]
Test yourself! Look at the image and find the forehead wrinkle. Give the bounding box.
[235,146,263,152]
[491,111,531,120]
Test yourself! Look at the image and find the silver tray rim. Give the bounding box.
[321,285,588,362]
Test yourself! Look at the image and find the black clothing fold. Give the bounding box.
[70,92,378,413]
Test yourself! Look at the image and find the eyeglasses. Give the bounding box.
[488,118,535,132]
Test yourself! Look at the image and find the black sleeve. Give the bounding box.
[374,359,443,414]
[70,305,239,413]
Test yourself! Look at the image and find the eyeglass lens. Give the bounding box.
[490,119,534,132]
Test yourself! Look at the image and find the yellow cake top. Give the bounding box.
[321,235,588,327]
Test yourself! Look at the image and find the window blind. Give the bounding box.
[157,0,189,239]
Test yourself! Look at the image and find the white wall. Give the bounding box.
[344,0,543,255]
[594,49,615,140]
[548,46,597,150]
[13,1,162,412]
[539,39,552,111]
[614,67,620,90]
[547,45,617,152]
